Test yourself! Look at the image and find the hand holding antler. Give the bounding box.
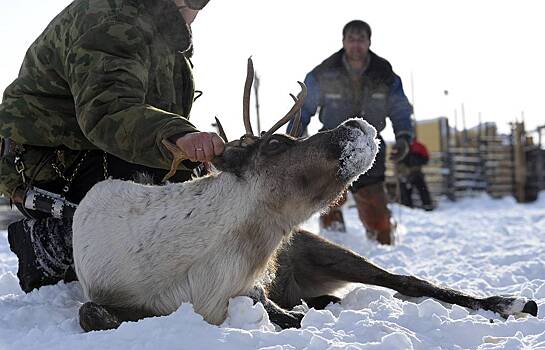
[174,132,225,163]
[161,132,225,182]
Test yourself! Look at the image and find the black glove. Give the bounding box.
[389,134,410,163]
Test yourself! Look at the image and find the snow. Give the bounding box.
[1,193,544,349]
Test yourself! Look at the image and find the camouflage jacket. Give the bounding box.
[0,0,198,170]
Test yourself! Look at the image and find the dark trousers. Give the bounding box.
[399,170,432,208]
[29,151,194,210]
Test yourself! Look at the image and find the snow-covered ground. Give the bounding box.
[0,193,544,350]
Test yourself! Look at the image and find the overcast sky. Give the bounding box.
[1,0,543,140]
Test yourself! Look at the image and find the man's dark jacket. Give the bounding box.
[295,49,412,136]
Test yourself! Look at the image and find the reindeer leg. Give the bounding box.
[270,229,538,318]
[248,286,304,329]
[79,302,150,332]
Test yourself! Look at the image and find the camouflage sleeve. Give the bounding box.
[65,20,198,170]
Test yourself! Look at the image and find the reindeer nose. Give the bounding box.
[344,119,366,134]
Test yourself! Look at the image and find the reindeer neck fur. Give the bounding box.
[166,171,291,235]
[162,171,294,323]
[159,170,293,273]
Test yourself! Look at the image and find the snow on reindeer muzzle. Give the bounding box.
[336,118,379,182]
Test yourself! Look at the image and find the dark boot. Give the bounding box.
[410,171,434,210]
[8,220,59,292]
[7,218,76,293]
[319,191,347,232]
[353,182,395,245]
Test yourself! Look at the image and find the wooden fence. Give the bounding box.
[386,119,544,207]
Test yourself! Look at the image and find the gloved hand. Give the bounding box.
[389,134,410,163]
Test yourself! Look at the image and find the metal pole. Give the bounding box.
[253,73,262,135]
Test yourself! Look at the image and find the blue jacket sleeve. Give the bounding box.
[388,74,413,139]
[286,72,320,136]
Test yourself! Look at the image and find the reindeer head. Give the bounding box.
[210,58,379,216]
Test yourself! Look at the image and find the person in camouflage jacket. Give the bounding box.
[0,0,222,293]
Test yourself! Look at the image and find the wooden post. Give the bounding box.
[461,103,468,145]
[535,125,545,191]
[444,117,456,201]
[512,122,527,202]
[454,110,460,147]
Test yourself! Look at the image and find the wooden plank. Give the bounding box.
[453,156,481,163]
[450,147,480,154]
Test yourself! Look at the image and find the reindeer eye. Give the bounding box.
[263,137,287,155]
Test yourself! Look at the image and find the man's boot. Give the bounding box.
[7,217,76,293]
[352,182,395,245]
[319,191,347,232]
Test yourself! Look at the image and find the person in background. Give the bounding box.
[0,0,223,293]
[397,138,434,211]
[287,20,413,245]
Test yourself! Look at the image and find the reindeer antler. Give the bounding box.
[161,139,189,183]
[161,58,305,183]
[288,93,302,138]
[215,116,228,142]
[243,57,255,136]
[262,81,307,138]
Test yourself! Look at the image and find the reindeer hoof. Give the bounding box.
[305,295,342,310]
[79,302,121,332]
[271,310,304,329]
[522,300,538,317]
[483,296,539,318]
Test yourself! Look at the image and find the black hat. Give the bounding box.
[185,0,210,10]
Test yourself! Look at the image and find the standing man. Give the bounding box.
[0,0,224,293]
[288,20,412,245]
[397,138,434,211]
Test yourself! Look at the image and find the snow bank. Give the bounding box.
[0,193,544,349]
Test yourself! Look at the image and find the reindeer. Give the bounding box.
[73,58,538,332]
[72,57,380,331]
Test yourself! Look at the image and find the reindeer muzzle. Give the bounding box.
[336,118,380,182]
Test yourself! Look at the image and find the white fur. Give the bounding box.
[73,173,288,324]
[502,298,528,315]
